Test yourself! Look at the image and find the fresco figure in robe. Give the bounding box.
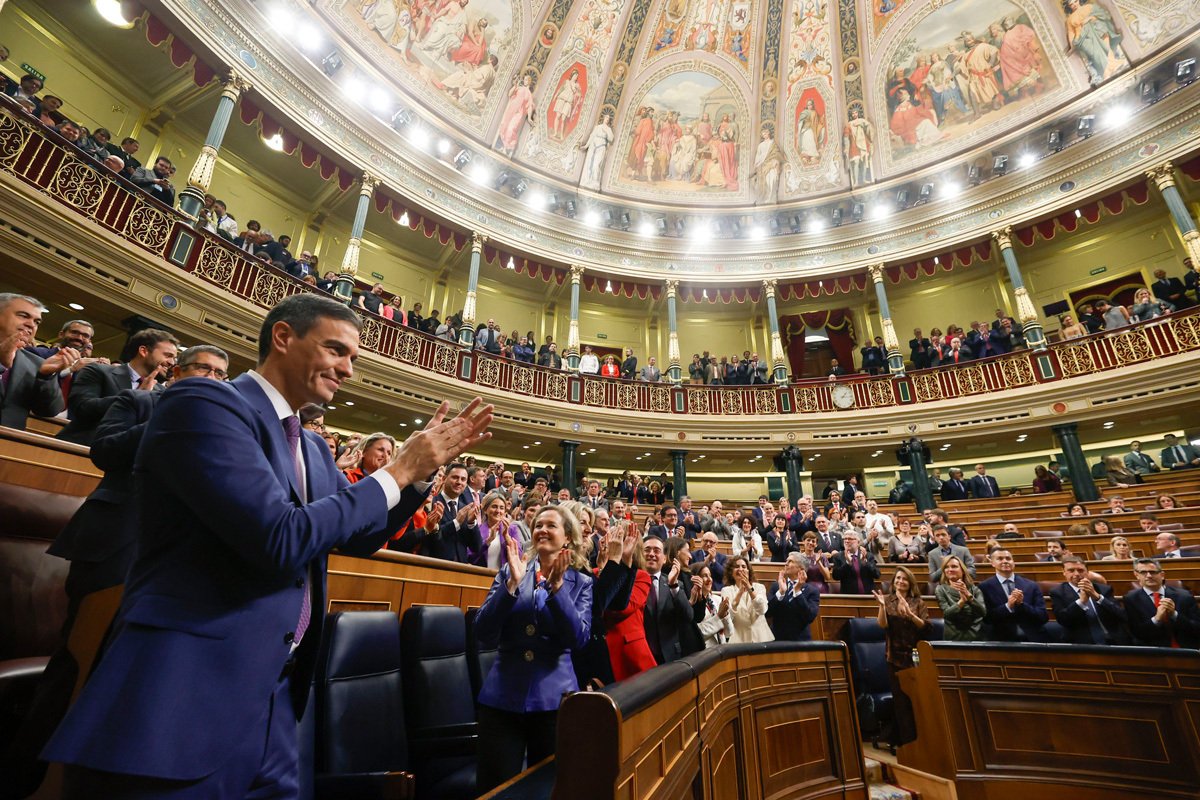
[496,73,535,156]
[579,112,613,190]
[1063,0,1127,85]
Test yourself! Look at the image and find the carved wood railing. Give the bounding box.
[4,98,1200,417]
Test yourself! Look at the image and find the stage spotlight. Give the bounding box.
[895,189,910,209]
[851,202,864,222]
[391,108,413,128]
[453,149,471,169]
[619,212,631,230]
[1047,128,1063,152]
[992,155,1009,176]
[494,171,511,189]
[967,164,982,185]
[768,216,781,234]
[1140,80,1159,104]
[512,179,528,197]
[917,183,933,204]
[656,217,668,235]
[788,214,802,233]
[730,219,742,237]
[1177,58,1196,85]
[1076,115,1095,138]
[675,219,687,236]
[602,209,614,226]
[564,200,577,218]
[321,51,343,76]
[546,193,560,210]
[830,207,843,227]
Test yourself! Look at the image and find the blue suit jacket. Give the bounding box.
[969,474,1000,498]
[979,574,1048,641]
[474,563,592,713]
[44,374,426,780]
[767,581,820,641]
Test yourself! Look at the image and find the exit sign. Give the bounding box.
[1089,266,1107,276]
[370,271,385,280]
[595,333,608,339]
[21,64,46,82]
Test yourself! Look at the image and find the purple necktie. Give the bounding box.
[282,416,311,644]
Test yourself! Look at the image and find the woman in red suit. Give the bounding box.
[600,354,620,378]
[604,528,657,680]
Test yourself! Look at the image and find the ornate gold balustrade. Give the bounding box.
[3,100,1200,418]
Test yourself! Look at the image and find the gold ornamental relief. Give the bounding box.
[1111,329,1152,365]
[251,271,290,308]
[359,317,382,351]
[912,373,942,402]
[796,387,820,413]
[723,391,743,415]
[998,355,1035,388]
[195,241,237,287]
[513,366,534,394]
[51,161,106,214]
[0,112,29,165]
[433,345,457,375]
[687,389,711,415]
[122,202,172,255]
[476,357,501,387]
[1170,314,1200,350]
[395,332,420,363]
[1056,344,1094,377]
[618,383,637,410]
[584,380,605,406]
[957,365,987,395]
[755,390,778,414]
[867,380,893,408]
[650,386,671,413]
[546,373,568,401]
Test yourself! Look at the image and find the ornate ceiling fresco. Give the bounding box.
[316,0,1196,207]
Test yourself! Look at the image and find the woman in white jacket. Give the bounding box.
[731,515,763,562]
[717,556,775,643]
[689,563,734,647]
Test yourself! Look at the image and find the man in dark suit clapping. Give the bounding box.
[1124,558,1200,649]
[768,554,821,641]
[1051,556,1127,645]
[642,536,694,664]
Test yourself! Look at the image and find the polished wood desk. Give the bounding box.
[554,642,866,800]
[0,426,99,496]
[326,550,495,618]
[898,642,1200,800]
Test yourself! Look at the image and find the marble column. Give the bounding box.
[665,279,681,384]
[779,445,804,504]
[565,265,583,370]
[762,279,789,383]
[1147,161,1200,267]
[334,174,379,303]
[560,440,580,498]
[178,72,251,221]
[1052,423,1100,502]
[990,227,1046,351]
[459,232,486,345]
[669,450,688,500]
[866,264,905,374]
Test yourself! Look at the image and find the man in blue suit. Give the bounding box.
[968,463,1000,499]
[767,554,821,641]
[44,294,493,798]
[978,548,1048,641]
[939,467,969,501]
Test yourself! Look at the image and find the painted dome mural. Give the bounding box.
[314,0,1197,208]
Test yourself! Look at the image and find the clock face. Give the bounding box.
[831,385,855,409]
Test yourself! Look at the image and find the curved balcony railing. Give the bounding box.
[4,101,1200,417]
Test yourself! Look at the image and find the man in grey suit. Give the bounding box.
[639,357,662,382]
[1123,440,1160,475]
[0,293,68,429]
[927,526,976,582]
[641,536,694,664]
[1161,434,1200,469]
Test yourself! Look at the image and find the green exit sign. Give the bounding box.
[370,271,385,280]
[1089,266,1107,276]
[595,333,608,339]
[21,64,46,82]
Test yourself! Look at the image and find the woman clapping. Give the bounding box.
[717,556,774,643]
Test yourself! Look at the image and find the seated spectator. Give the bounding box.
[1087,517,1114,538]
[979,548,1048,641]
[537,342,563,369]
[1105,495,1129,514]
[995,522,1022,540]
[0,293,68,428]
[1051,555,1128,645]
[1031,464,1062,493]
[638,357,662,382]
[1103,454,1142,487]
[935,555,986,641]
[474,506,591,793]
[1044,538,1067,561]
[1139,512,1160,533]
[1156,493,1184,510]
[599,353,619,377]
[689,563,733,648]
[342,432,395,484]
[830,531,880,594]
[767,553,820,641]
[1129,287,1172,322]
[1162,433,1200,469]
[1123,558,1200,648]
[1102,535,1132,561]
[717,556,773,643]
[1066,502,1088,517]
[129,155,175,206]
[1058,313,1087,339]
[4,72,44,115]
[578,345,599,374]
[1155,532,1184,559]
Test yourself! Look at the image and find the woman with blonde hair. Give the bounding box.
[474,490,520,569]
[1130,287,1172,322]
[872,566,929,748]
[1103,454,1141,488]
[717,556,774,643]
[1102,535,1132,561]
[341,432,395,483]
[474,504,592,791]
[1156,493,1184,510]
[934,555,985,641]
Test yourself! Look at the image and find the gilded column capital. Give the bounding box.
[990,226,1014,251]
[761,277,777,297]
[221,71,253,101]
[866,263,885,284]
[1182,230,1200,267]
[359,173,381,196]
[471,231,488,253]
[665,278,678,297]
[569,264,585,284]
[1146,162,1177,193]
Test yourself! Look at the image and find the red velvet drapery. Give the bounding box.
[779,310,856,378]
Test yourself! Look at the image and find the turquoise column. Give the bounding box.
[991,227,1046,351]
[566,265,582,370]
[666,279,681,383]
[1148,162,1200,267]
[867,265,905,373]
[460,232,486,345]
[762,279,788,383]
[178,72,250,220]
[334,174,379,303]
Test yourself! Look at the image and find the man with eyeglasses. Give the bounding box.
[1123,559,1200,649]
[4,344,230,795]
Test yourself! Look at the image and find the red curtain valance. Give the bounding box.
[1012,183,1150,247]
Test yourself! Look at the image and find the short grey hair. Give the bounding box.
[0,293,45,313]
[785,552,805,566]
[177,344,229,369]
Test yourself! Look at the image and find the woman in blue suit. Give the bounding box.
[474,504,593,792]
